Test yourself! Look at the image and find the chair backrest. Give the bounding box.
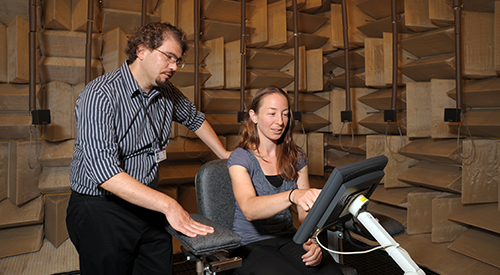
[195,159,236,230]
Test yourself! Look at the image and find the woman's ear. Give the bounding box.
[249,109,258,124]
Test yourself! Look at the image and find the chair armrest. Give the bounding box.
[165,214,242,255]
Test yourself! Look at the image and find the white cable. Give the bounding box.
[28,125,39,169]
[314,227,399,255]
[299,122,306,148]
[339,122,354,152]
[385,121,404,154]
[183,129,205,159]
[456,110,474,160]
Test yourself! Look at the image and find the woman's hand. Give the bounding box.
[290,188,321,212]
[302,238,323,266]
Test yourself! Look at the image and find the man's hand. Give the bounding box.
[166,202,214,237]
[302,239,323,266]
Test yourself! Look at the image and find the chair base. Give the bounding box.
[208,251,242,273]
[181,246,242,275]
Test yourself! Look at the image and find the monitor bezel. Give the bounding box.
[293,155,388,244]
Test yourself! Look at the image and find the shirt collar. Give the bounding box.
[120,60,142,98]
[121,60,162,99]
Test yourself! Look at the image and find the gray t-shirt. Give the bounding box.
[227,148,307,245]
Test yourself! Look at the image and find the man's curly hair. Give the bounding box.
[125,22,188,62]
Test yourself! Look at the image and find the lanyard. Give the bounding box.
[138,92,165,149]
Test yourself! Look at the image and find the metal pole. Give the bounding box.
[194,0,200,110]
[85,0,94,84]
[453,0,463,111]
[391,0,397,111]
[240,0,246,112]
[292,0,299,112]
[29,0,37,112]
[341,0,351,112]
[141,0,147,26]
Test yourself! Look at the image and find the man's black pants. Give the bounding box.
[66,192,173,275]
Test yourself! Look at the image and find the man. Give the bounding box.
[66,22,230,274]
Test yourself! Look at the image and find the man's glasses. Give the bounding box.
[155,49,185,69]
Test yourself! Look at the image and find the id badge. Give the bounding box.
[155,147,167,163]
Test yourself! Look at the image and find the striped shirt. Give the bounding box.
[70,60,205,196]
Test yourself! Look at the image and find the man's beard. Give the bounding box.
[155,77,169,88]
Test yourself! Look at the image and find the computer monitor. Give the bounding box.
[293,155,388,244]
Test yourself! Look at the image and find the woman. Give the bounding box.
[228,86,343,274]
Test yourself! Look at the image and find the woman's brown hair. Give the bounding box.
[238,86,305,181]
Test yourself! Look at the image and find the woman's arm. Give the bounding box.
[229,165,293,220]
[293,165,319,224]
[293,165,323,267]
[230,162,324,266]
[229,164,320,221]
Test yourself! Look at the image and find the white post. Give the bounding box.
[348,195,426,275]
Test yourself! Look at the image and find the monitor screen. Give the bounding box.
[293,155,388,244]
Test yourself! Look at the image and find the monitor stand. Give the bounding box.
[323,195,426,275]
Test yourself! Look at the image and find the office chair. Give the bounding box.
[166,159,242,275]
[166,159,359,275]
